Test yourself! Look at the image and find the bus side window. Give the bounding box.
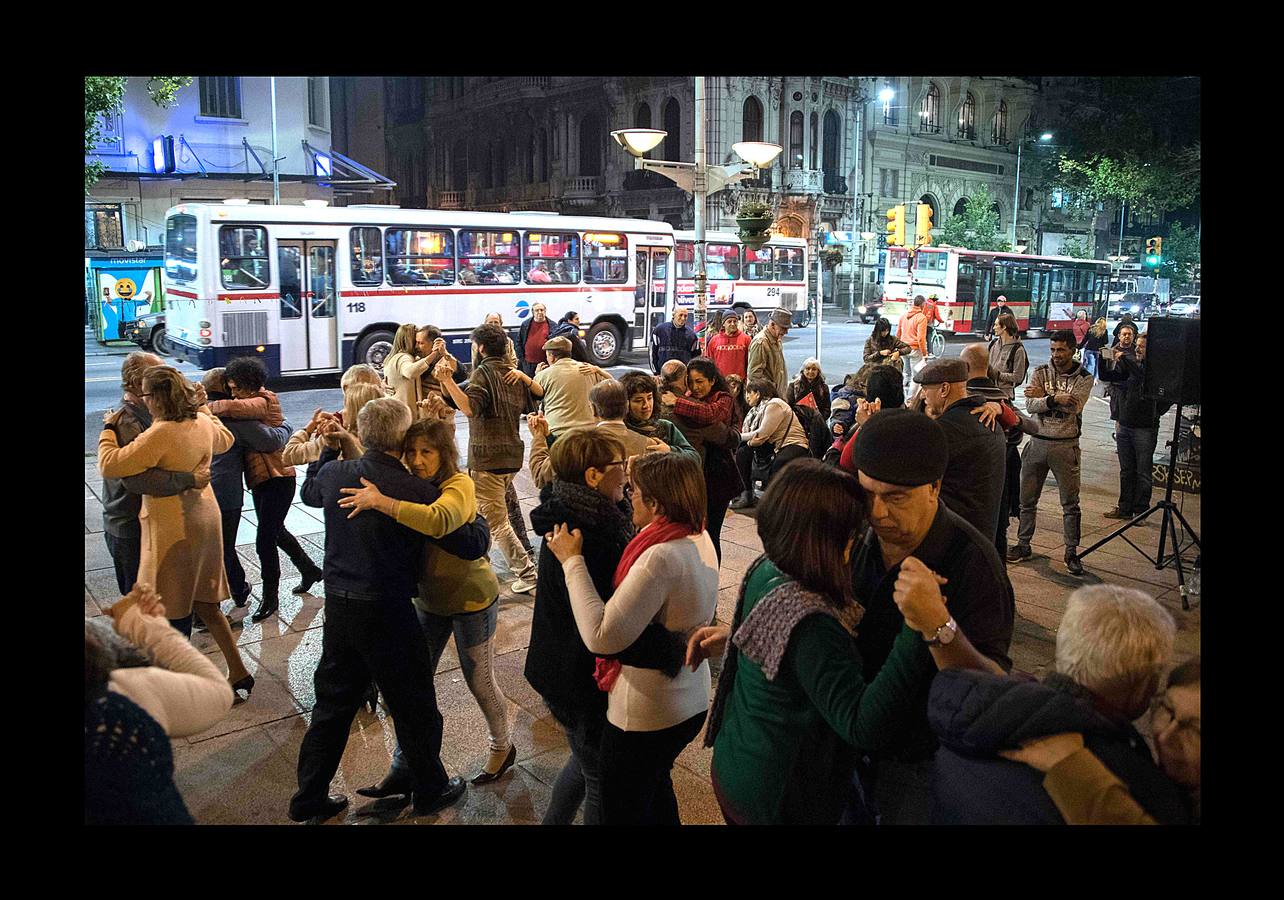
[218,225,270,290]
[351,227,383,285]
[584,232,628,284]
[744,246,773,281]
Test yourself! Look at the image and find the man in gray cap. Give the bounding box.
[915,358,1008,542]
[846,408,1015,824]
[747,307,792,398]
[508,335,610,437]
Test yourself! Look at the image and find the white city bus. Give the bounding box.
[672,231,809,324]
[161,202,676,377]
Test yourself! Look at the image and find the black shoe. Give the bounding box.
[412,776,466,816]
[1006,545,1032,563]
[355,769,415,799]
[729,491,756,510]
[250,596,279,623]
[231,589,252,609]
[292,564,323,595]
[1103,507,1132,519]
[288,794,349,823]
[1065,551,1084,576]
[471,744,517,785]
[229,673,255,704]
[364,681,379,715]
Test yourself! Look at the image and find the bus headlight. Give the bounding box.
[199,337,212,346]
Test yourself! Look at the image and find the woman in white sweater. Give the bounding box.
[545,451,718,825]
[730,377,811,510]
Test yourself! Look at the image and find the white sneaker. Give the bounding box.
[510,577,537,595]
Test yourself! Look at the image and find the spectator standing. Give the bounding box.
[985,295,1014,337]
[209,357,324,623]
[85,584,235,825]
[545,452,719,825]
[516,336,610,437]
[731,378,809,510]
[1099,334,1171,520]
[846,409,1014,824]
[650,306,699,374]
[724,373,750,426]
[338,419,516,789]
[1106,321,1139,433]
[705,311,751,380]
[201,368,293,611]
[1072,309,1091,348]
[898,296,930,398]
[1009,330,1095,576]
[291,398,489,822]
[550,311,591,363]
[914,358,1008,543]
[470,312,519,371]
[863,317,912,373]
[97,366,253,697]
[517,302,551,377]
[987,312,1029,399]
[785,358,832,419]
[747,307,792,398]
[99,352,202,597]
[661,358,744,562]
[929,585,1191,824]
[435,322,539,595]
[1112,312,1138,344]
[525,432,687,824]
[1079,317,1110,379]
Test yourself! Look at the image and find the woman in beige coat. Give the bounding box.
[385,323,455,419]
[98,366,255,699]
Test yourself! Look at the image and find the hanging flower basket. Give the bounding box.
[822,248,844,270]
[736,201,774,249]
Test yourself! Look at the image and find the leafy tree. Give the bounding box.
[1058,235,1092,259]
[938,184,1011,252]
[85,76,192,192]
[1158,221,1199,289]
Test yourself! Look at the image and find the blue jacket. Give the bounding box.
[205,391,291,512]
[650,320,699,373]
[928,669,1192,825]
[301,448,490,601]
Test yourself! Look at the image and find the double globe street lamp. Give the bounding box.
[611,78,782,326]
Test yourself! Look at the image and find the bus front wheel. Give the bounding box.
[355,329,396,372]
[587,322,621,367]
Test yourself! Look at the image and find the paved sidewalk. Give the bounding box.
[84,396,1200,825]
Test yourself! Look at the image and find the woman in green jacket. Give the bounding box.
[337,418,517,793]
[696,459,973,824]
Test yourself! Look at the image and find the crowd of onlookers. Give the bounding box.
[87,300,1198,826]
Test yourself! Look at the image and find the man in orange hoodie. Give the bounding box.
[898,295,930,398]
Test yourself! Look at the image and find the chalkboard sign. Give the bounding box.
[1152,462,1200,495]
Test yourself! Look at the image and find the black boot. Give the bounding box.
[251,580,279,623]
[729,490,756,510]
[292,562,324,595]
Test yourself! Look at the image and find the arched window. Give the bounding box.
[789,111,803,169]
[663,98,681,161]
[920,83,941,134]
[809,112,818,169]
[579,113,601,176]
[742,95,763,143]
[953,197,968,217]
[822,110,841,191]
[991,100,1008,144]
[958,92,976,140]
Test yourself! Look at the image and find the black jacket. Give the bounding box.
[936,396,1008,540]
[549,320,590,362]
[650,320,699,373]
[301,448,490,600]
[1097,353,1172,429]
[524,482,685,719]
[929,670,1192,825]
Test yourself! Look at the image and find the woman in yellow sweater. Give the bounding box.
[338,419,517,792]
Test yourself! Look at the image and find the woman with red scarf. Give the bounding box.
[545,452,719,825]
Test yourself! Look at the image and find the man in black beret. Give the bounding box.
[915,357,1008,542]
[846,408,1016,825]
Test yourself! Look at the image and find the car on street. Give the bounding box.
[1167,295,1201,318]
[1109,292,1158,321]
[122,312,171,356]
[854,296,884,324]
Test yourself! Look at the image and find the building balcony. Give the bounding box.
[783,168,822,195]
[823,174,848,195]
[561,175,601,207]
[438,191,465,209]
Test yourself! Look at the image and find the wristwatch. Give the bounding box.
[925,616,958,647]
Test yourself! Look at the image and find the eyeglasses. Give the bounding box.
[1152,694,1200,739]
[605,459,627,470]
[138,393,155,398]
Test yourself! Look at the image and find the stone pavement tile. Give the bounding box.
[675,729,713,783]
[182,643,309,742]
[85,463,103,489]
[673,761,722,824]
[173,723,304,825]
[86,483,99,500]
[85,567,123,607]
[717,540,762,591]
[714,584,739,626]
[85,498,104,533]
[1013,598,1064,633]
[519,744,571,790]
[85,589,99,618]
[234,515,258,548]
[1078,547,1181,591]
[291,501,326,527]
[85,533,114,572]
[240,507,258,526]
[251,627,326,711]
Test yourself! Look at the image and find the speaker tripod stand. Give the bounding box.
[1074,403,1201,609]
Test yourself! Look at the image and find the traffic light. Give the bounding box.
[885,205,906,247]
[915,203,934,247]
[1145,236,1163,267]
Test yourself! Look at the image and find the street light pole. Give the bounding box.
[270,76,280,205]
[693,76,708,328]
[1011,129,1023,250]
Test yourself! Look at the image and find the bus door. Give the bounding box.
[633,247,670,351]
[975,265,994,330]
[278,240,338,373]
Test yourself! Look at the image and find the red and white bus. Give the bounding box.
[672,231,809,324]
[881,246,1111,336]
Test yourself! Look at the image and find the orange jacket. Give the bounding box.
[898,307,928,354]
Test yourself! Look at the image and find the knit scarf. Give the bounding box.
[593,515,699,692]
[548,478,635,541]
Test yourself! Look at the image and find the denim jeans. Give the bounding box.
[104,529,141,597]
[541,700,605,825]
[1117,425,1159,514]
[388,601,509,774]
[250,476,315,598]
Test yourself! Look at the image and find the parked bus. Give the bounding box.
[881,246,1111,337]
[161,202,676,377]
[672,231,809,325]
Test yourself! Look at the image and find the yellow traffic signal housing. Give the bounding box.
[885,205,906,247]
[916,203,934,247]
[1154,237,1163,257]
